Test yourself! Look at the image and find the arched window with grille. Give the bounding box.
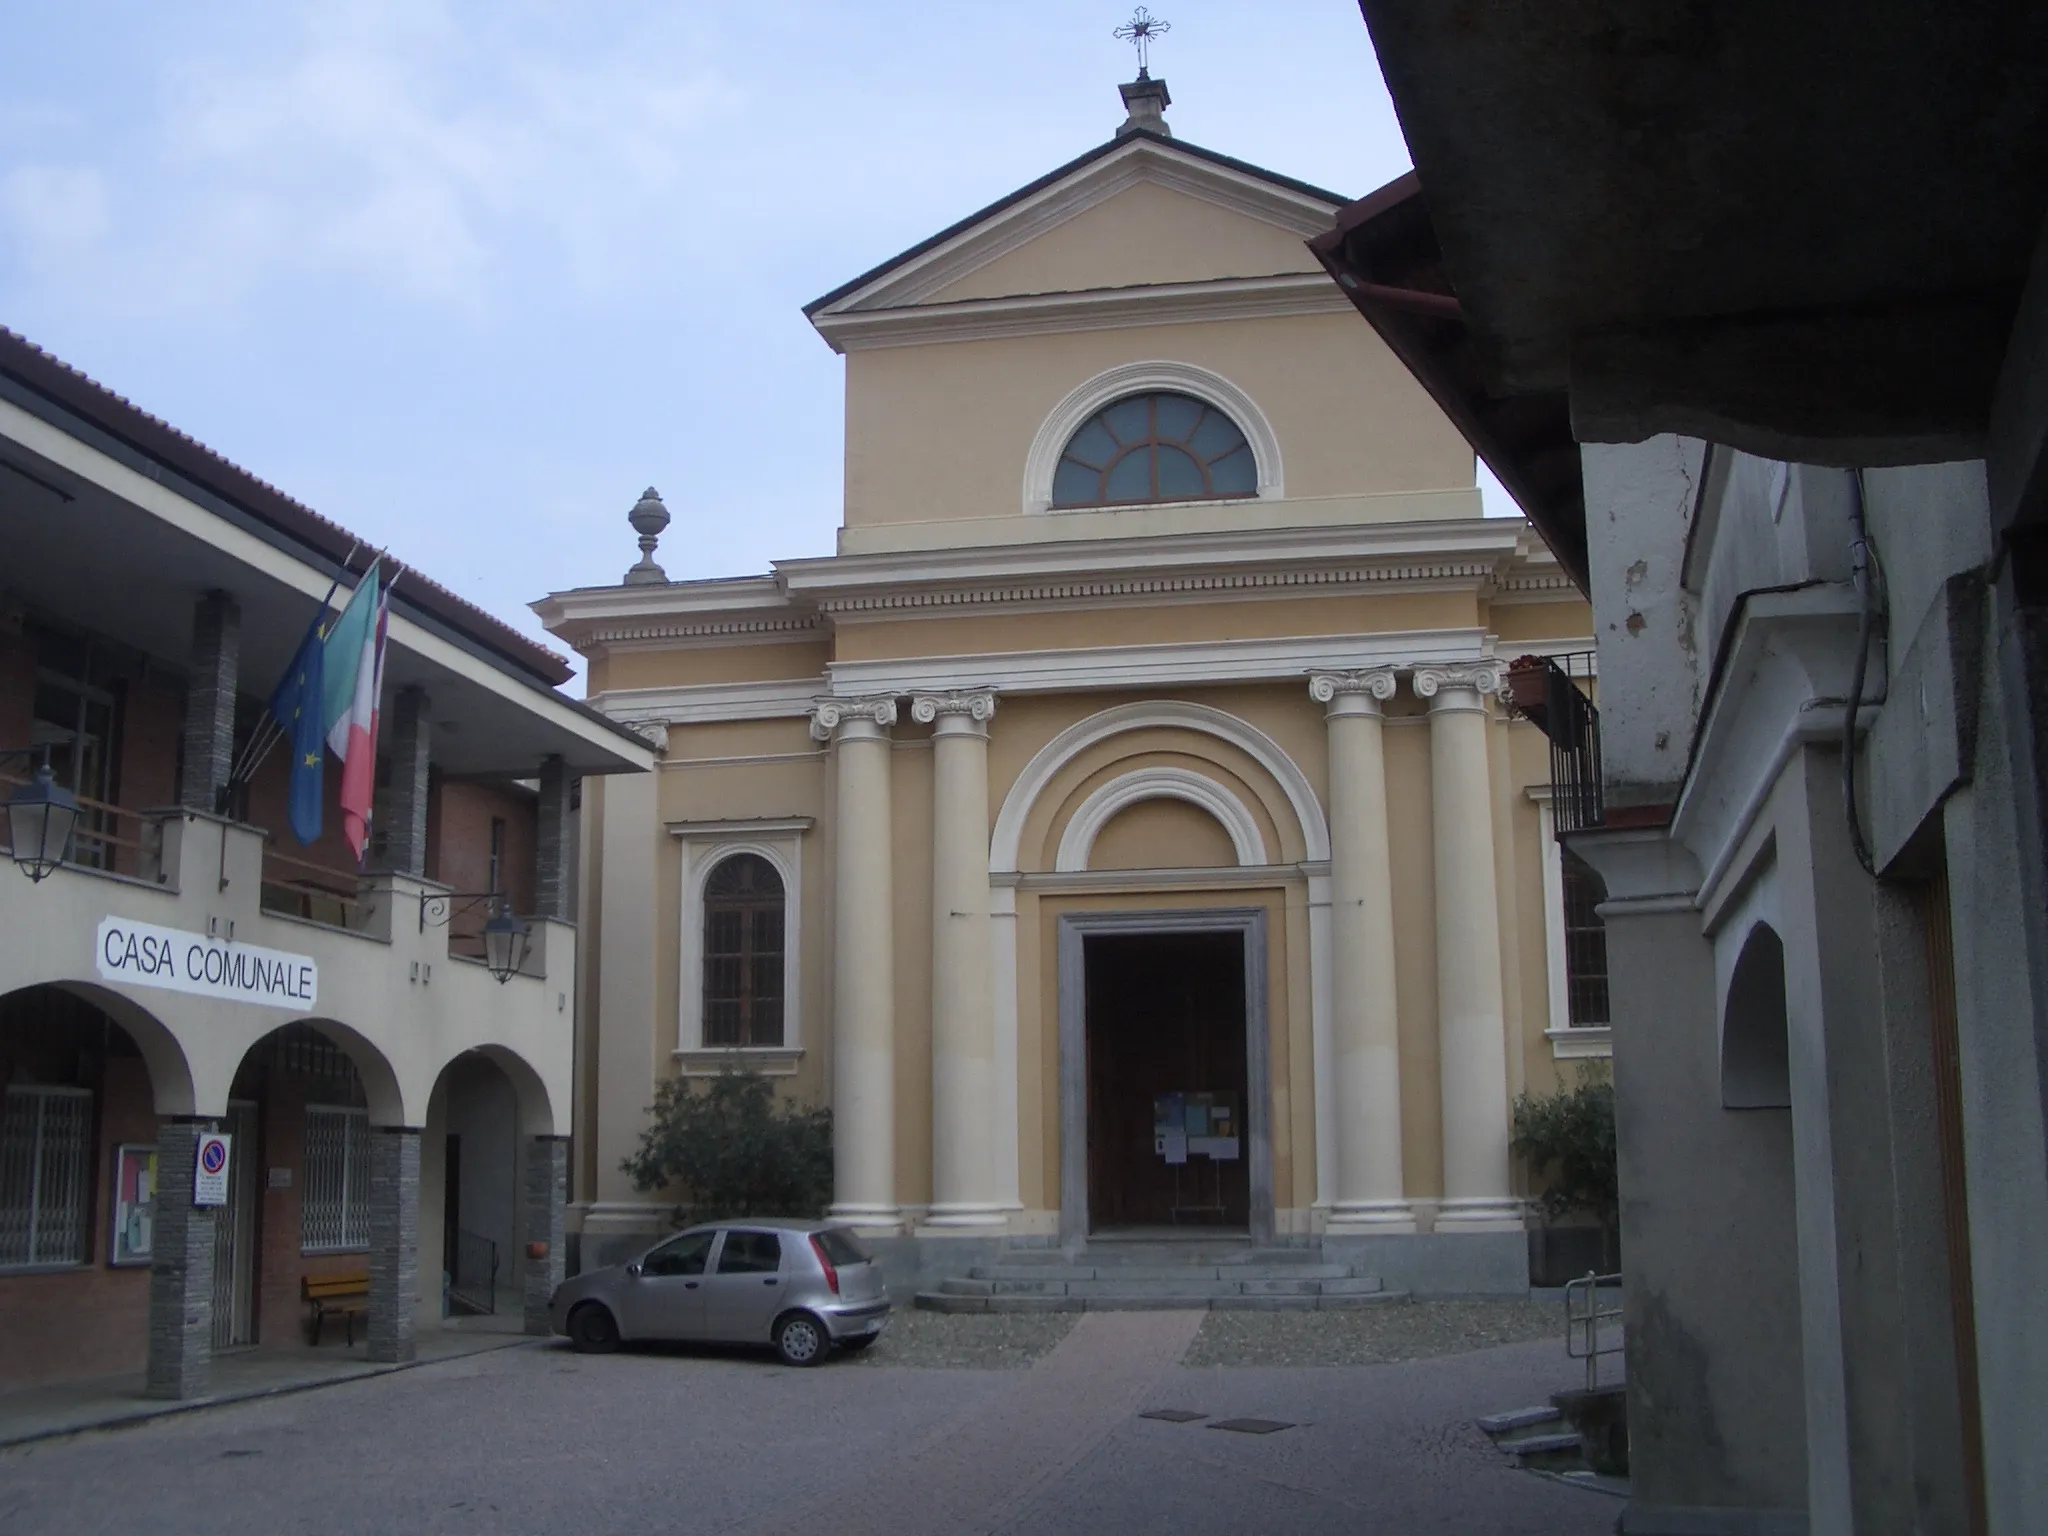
[1050,391,1257,508]
[701,853,786,1048]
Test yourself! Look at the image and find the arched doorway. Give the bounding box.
[219,1021,404,1353]
[424,1046,557,1333]
[0,983,190,1390]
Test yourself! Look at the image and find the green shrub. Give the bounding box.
[1512,1063,1617,1230]
[621,1069,833,1224]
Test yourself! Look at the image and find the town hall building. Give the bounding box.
[538,78,1601,1292]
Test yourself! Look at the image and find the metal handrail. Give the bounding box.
[1564,1270,1624,1391]
[448,1228,500,1315]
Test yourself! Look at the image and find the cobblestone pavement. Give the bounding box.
[0,1319,1616,1536]
[848,1308,1078,1368]
[1186,1296,1565,1367]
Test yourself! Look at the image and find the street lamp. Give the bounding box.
[3,748,80,883]
[420,890,532,984]
[481,902,532,985]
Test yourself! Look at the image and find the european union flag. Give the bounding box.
[268,618,327,845]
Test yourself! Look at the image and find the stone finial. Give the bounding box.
[624,487,670,585]
[1117,74,1172,138]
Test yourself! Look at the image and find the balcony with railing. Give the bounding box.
[1504,652,1604,838]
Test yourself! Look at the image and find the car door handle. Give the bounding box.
[684,1281,698,1289]
[763,1278,779,1286]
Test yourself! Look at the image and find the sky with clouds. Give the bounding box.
[0,1,1509,676]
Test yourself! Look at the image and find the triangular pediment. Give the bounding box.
[807,133,1346,319]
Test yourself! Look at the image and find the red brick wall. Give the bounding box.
[430,780,538,954]
[0,628,32,753]
[0,1057,155,1392]
[251,1074,372,1349]
[112,670,182,877]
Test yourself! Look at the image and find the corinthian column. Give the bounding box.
[811,696,902,1234]
[1413,663,1521,1230]
[912,689,1005,1230]
[1309,670,1415,1234]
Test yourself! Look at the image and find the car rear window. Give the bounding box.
[813,1228,870,1267]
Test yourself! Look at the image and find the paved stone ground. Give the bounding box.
[0,1316,1618,1536]
[1187,1296,1564,1367]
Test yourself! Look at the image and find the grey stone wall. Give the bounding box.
[535,757,576,921]
[367,1129,421,1364]
[383,687,431,877]
[147,1120,217,1399]
[523,1136,568,1334]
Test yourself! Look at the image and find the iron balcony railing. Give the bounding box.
[1504,652,1604,838]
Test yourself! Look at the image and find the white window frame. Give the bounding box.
[670,818,810,1077]
[1021,360,1285,515]
[1530,789,1613,1060]
[0,1084,94,1271]
[301,1105,372,1254]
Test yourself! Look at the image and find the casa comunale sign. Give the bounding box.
[95,917,318,1012]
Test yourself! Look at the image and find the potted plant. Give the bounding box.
[1512,1063,1619,1284]
[1503,654,1553,719]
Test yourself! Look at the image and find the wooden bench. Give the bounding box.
[303,1270,370,1346]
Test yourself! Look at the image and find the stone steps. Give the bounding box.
[916,1248,1406,1313]
[1476,1405,1588,1472]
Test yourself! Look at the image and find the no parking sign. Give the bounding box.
[194,1133,232,1208]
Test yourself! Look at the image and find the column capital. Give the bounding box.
[1412,661,1505,711]
[911,688,997,727]
[1309,669,1398,715]
[808,695,899,742]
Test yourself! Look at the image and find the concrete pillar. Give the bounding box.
[535,755,576,921]
[366,1128,421,1364]
[1310,670,1414,1233]
[1413,663,1519,1230]
[1572,827,1808,1525]
[523,1135,568,1335]
[914,690,1003,1231]
[179,592,239,814]
[811,697,902,1235]
[383,685,430,877]
[146,1119,217,1399]
[589,745,661,1225]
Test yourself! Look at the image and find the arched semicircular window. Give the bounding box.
[702,853,785,1047]
[1051,390,1257,508]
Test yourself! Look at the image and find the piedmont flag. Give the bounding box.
[329,580,390,864]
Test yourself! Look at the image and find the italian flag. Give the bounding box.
[325,572,390,864]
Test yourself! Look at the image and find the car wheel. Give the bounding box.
[773,1312,829,1367]
[838,1335,878,1353]
[568,1303,620,1354]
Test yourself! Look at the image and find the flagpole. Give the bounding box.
[227,543,363,791]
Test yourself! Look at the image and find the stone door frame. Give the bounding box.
[1056,906,1273,1249]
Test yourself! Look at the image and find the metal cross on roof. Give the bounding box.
[1115,7,1170,77]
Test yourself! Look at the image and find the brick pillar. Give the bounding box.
[179,592,240,814]
[147,1120,217,1399]
[366,1128,421,1363]
[383,686,431,877]
[523,1135,569,1334]
[535,756,576,921]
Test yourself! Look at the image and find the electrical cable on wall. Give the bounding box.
[1843,469,1884,878]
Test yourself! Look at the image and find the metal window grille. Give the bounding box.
[0,1086,94,1268]
[1561,849,1611,1026]
[301,1106,372,1252]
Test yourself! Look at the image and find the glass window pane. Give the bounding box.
[715,1230,783,1274]
[1188,410,1249,461]
[815,1228,871,1266]
[1155,446,1204,499]
[1063,419,1118,469]
[1154,393,1202,441]
[1207,444,1257,496]
[1102,396,1151,445]
[643,1230,714,1276]
[1105,450,1153,502]
[1052,459,1102,507]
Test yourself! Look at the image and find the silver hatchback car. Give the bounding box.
[549,1219,890,1366]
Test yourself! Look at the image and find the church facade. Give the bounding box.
[538,85,1600,1291]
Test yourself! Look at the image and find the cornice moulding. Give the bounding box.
[816,274,1353,351]
[593,679,820,724]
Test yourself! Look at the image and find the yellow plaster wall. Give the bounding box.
[930,179,1325,302]
[1488,601,1593,646]
[602,642,828,692]
[830,589,1481,663]
[1087,796,1240,871]
[843,312,1474,531]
